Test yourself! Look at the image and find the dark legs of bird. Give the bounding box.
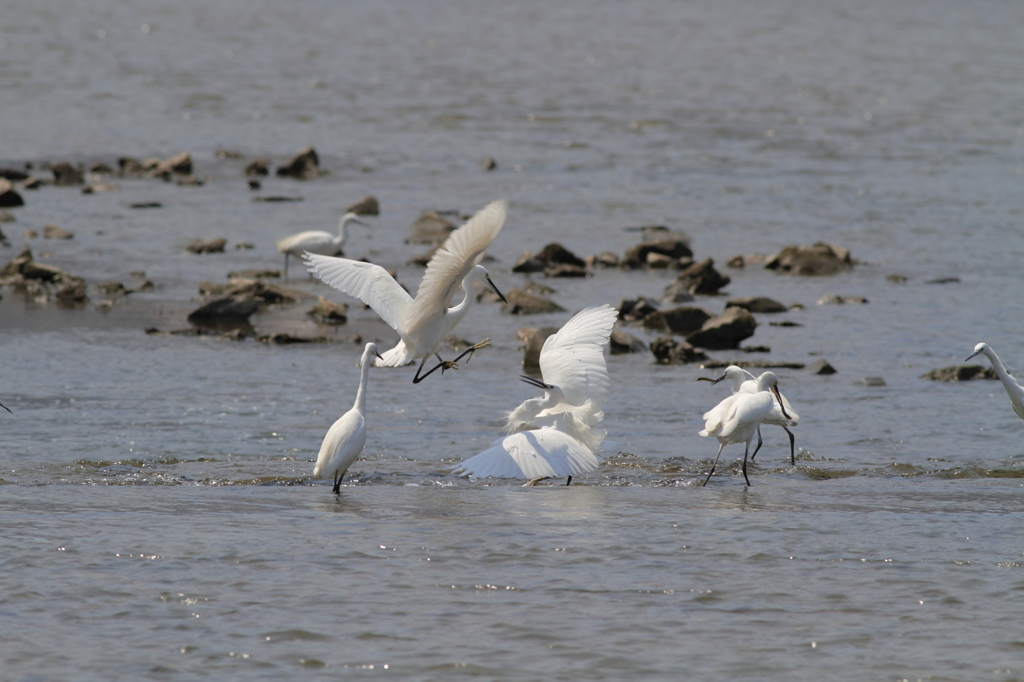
[702,443,727,487]
[784,427,796,465]
[411,339,493,384]
[750,427,764,461]
[566,476,573,486]
[332,470,344,494]
[741,442,752,487]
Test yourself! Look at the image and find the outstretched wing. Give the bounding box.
[539,304,617,408]
[304,254,413,335]
[406,200,507,333]
[453,427,599,480]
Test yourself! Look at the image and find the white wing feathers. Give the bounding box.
[304,254,414,335]
[539,304,617,409]
[453,428,600,480]
[406,200,507,333]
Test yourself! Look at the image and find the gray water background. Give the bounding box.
[2,0,1024,680]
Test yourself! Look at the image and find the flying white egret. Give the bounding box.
[452,426,601,486]
[276,212,370,278]
[454,304,616,485]
[701,365,800,464]
[965,343,1024,419]
[304,200,508,383]
[699,371,790,486]
[313,342,383,492]
[504,303,618,450]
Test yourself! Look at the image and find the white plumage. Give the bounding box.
[305,200,508,383]
[313,342,381,492]
[276,212,369,278]
[699,371,789,486]
[965,343,1024,420]
[707,365,800,464]
[454,304,616,485]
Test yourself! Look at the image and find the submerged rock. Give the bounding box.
[345,195,379,216]
[502,289,565,315]
[642,306,712,335]
[665,258,730,297]
[186,238,227,254]
[809,359,837,375]
[650,337,707,365]
[518,326,560,371]
[921,365,997,381]
[245,158,270,176]
[407,210,456,244]
[685,306,756,350]
[726,296,787,313]
[609,329,647,355]
[308,296,348,324]
[43,224,74,240]
[617,297,660,323]
[621,238,693,270]
[765,243,852,276]
[276,146,320,179]
[187,294,262,323]
[51,162,84,186]
[0,179,24,208]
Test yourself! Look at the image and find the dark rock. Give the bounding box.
[669,258,730,296]
[128,202,162,209]
[727,254,745,268]
[215,149,244,159]
[234,242,255,250]
[82,182,118,194]
[921,365,997,381]
[54,279,88,303]
[817,294,868,305]
[685,306,757,350]
[20,177,45,190]
[544,262,588,278]
[809,359,837,375]
[518,280,556,296]
[631,225,692,245]
[220,278,305,305]
[860,377,887,386]
[741,345,771,353]
[407,210,456,244]
[43,224,74,240]
[309,296,348,324]
[502,289,565,315]
[769,320,803,327]
[23,229,38,239]
[152,152,192,176]
[118,158,145,176]
[642,306,712,335]
[0,179,24,208]
[276,146,319,179]
[926,277,960,284]
[245,158,270,176]
[0,211,15,222]
[95,281,127,299]
[227,269,280,279]
[617,297,659,322]
[519,326,560,371]
[650,336,708,365]
[252,196,303,203]
[596,252,619,267]
[512,252,547,273]
[537,243,586,268]
[482,157,498,171]
[886,274,908,283]
[88,163,115,174]
[186,238,227,254]
[21,261,69,283]
[726,296,787,313]
[176,175,204,187]
[765,242,852,276]
[259,333,324,344]
[51,162,84,186]
[187,294,262,323]
[0,168,30,182]
[0,248,33,278]
[661,281,696,304]
[346,195,379,216]
[127,279,155,293]
[609,329,647,355]
[247,180,261,190]
[622,239,693,270]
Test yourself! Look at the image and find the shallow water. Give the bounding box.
[3,0,1024,680]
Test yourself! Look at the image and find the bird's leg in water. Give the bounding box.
[749,427,764,461]
[702,443,726,487]
[412,340,493,384]
[332,470,345,494]
[566,476,573,486]
[784,427,796,465]
[741,442,752,487]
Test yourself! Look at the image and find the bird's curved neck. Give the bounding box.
[336,218,350,244]
[444,275,476,326]
[984,347,1019,392]
[354,355,372,412]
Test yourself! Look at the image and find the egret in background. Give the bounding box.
[965,343,1024,419]
[313,342,383,493]
[276,211,370,278]
[702,365,800,464]
[699,371,790,486]
[454,304,617,485]
[305,200,508,383]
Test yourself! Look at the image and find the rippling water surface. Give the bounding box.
[2,1,1024,680]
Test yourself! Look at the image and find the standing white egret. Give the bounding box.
[304,200,508,383]
[701,365,800,464]
[454,304,617,485]
[313,342,383,493]
[276,212,370,278]
[965,343,1024,419]
[699,371,790,486]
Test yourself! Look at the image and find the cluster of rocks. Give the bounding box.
[0,248,151,308]
[190,276,307,326]
[512,243,588,278]
[617,295,785,352]
[921,365,998,381]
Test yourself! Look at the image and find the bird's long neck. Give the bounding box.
[984,347,1020,394]
[336,217,350,245]
[444,275,476,330]
[353,354,372,413]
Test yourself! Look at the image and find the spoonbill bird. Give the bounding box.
[454,304,617,485]
[965,343,1024,419]
[703,365,800,464]
[304,200,508,383]
[276,212,370,278]
[699,371,790,486]
[313,342,383,493]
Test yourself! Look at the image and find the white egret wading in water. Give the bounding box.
[454,304,617,485]
[276,212,370,278]
[700,365,800,464]
[304,200,508,383]
[699,371,790,486]
[965,343,1024,419]
[313,342,383,493]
